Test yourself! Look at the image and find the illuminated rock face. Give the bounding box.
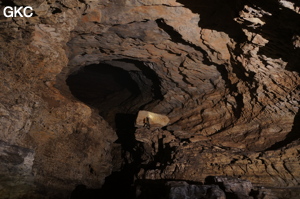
[0,0,300,198]
[135,110,170,128]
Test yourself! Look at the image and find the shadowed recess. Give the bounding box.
[67,60,164,198]
[66,60,162,128]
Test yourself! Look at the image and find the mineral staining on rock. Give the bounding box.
[0,0,300,198]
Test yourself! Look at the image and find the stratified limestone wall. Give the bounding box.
[66,0,300,187]
[67,0,300,151]
[0,0,300,198]
[136,128,300,187]
[0,1,117,198]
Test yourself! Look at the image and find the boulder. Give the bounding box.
[169,183,226,199]
[206,176,253,198]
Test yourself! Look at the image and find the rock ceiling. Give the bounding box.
[0,0,299,198]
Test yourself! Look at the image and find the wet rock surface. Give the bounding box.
[0,0,300,198]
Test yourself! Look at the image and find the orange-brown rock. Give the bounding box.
[0,0,299,198]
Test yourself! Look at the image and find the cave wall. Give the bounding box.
[0,0,300,198]
[0,0,117,197]
[66,0,300,151]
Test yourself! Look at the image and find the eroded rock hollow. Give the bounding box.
[0,0,300,198]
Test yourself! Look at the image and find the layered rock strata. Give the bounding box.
[0,0,299,198]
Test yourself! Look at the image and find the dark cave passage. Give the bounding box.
[66,60,162,128]
[67,60,162,199]
[67,64,141,107]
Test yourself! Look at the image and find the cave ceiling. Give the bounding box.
[0,0,300,198]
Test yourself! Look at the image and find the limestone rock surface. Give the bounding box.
[0,0,300,198]
[135,110,170,128]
